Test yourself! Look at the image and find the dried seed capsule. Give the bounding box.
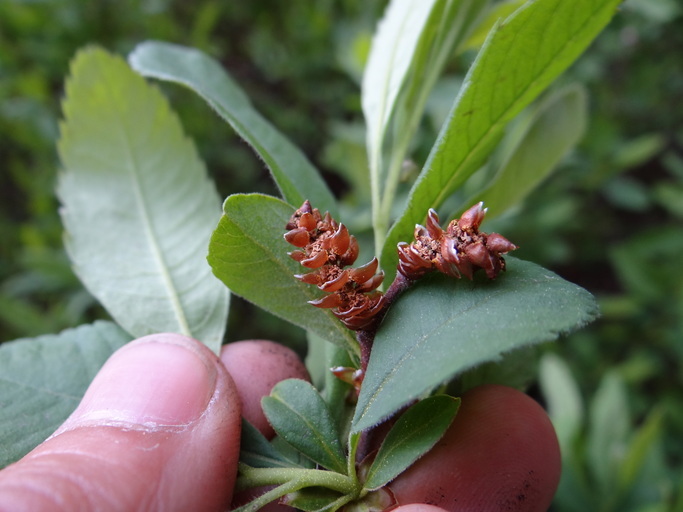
[397,203,516,281]
[285,201,387,332]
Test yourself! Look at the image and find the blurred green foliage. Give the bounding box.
[1,0,681,508]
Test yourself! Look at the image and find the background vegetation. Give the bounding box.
[1,0,681,509]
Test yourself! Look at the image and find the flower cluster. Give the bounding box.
[397,202,517,281]
[285,201,385,331]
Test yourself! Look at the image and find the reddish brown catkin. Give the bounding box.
[284,200,386,331]
[284,201,517,333]
[284,201,518,389]
[397,202,518,282]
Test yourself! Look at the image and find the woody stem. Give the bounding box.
[356,271,414,374]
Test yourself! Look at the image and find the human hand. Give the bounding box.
[0,334,560,512]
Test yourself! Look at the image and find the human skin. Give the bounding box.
[221,340,311,438]
[388,384,561,511]
[0,333,243,512]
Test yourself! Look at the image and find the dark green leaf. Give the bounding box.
[0,321,131,467]
[262,379,347,474]
[352,257,599,432]
[128,41,337,216]
[207,193,357,353]
[451,345,541,395]
[363,395,460,490]
[282,487,347,512]
[57,47,228,353]
[239,419,299,469]
[618,408,665,492]
[270,436,317,470]
[381,0,622,280]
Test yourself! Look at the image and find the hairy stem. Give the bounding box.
[236,464,358,494]
[356,271,414,374]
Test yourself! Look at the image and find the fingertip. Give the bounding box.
[221,340,310,438]
[0,333,242,512]
[57,333,220,432]
[390,384,561,511]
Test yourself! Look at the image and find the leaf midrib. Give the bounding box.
[274,396,345,473]
[355,283,505,428]
[412,0,604,215]
[112,83,192,337]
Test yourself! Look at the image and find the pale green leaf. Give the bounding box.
[539,353,584,449]
[587,371,630,493]
[381,0,622,280]
[352,258,598,432]
[365,0,490,253]
[57,47,228,353]
[362,0,437,182]
[0,321,131,468]
[207,193,357,354]
[618,408,665,492]
[262,379,347,474]
[474,84,587,217]
[363,395,460,490]
[129,41,337,216]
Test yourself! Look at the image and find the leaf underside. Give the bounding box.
[128,41,337,217]
[57,47,228,353]
[352,257,599,432]
[0,321,131,468]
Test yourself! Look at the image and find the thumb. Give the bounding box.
[0,333,242,512]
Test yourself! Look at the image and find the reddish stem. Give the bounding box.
[356,271,414,374]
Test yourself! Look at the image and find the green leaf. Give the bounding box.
[270,436,317,470]
[207,193,357,354]
[381,0,622,280]
[262,379,347,474]
[452,345,541,395]
[363,395,460,491]
[460,0,526,51]
[352,257,599,432]
[587,371,630,494]
[282,488,349,512]
[239,419,300,469]
[0,321,131,468]
[128,41,337,216]
[473,84,588,218]
[539,353,584,449]
[57,47,228,353]
[364,0,490,254]
[618,408,665,492]
[362,0,438,182]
